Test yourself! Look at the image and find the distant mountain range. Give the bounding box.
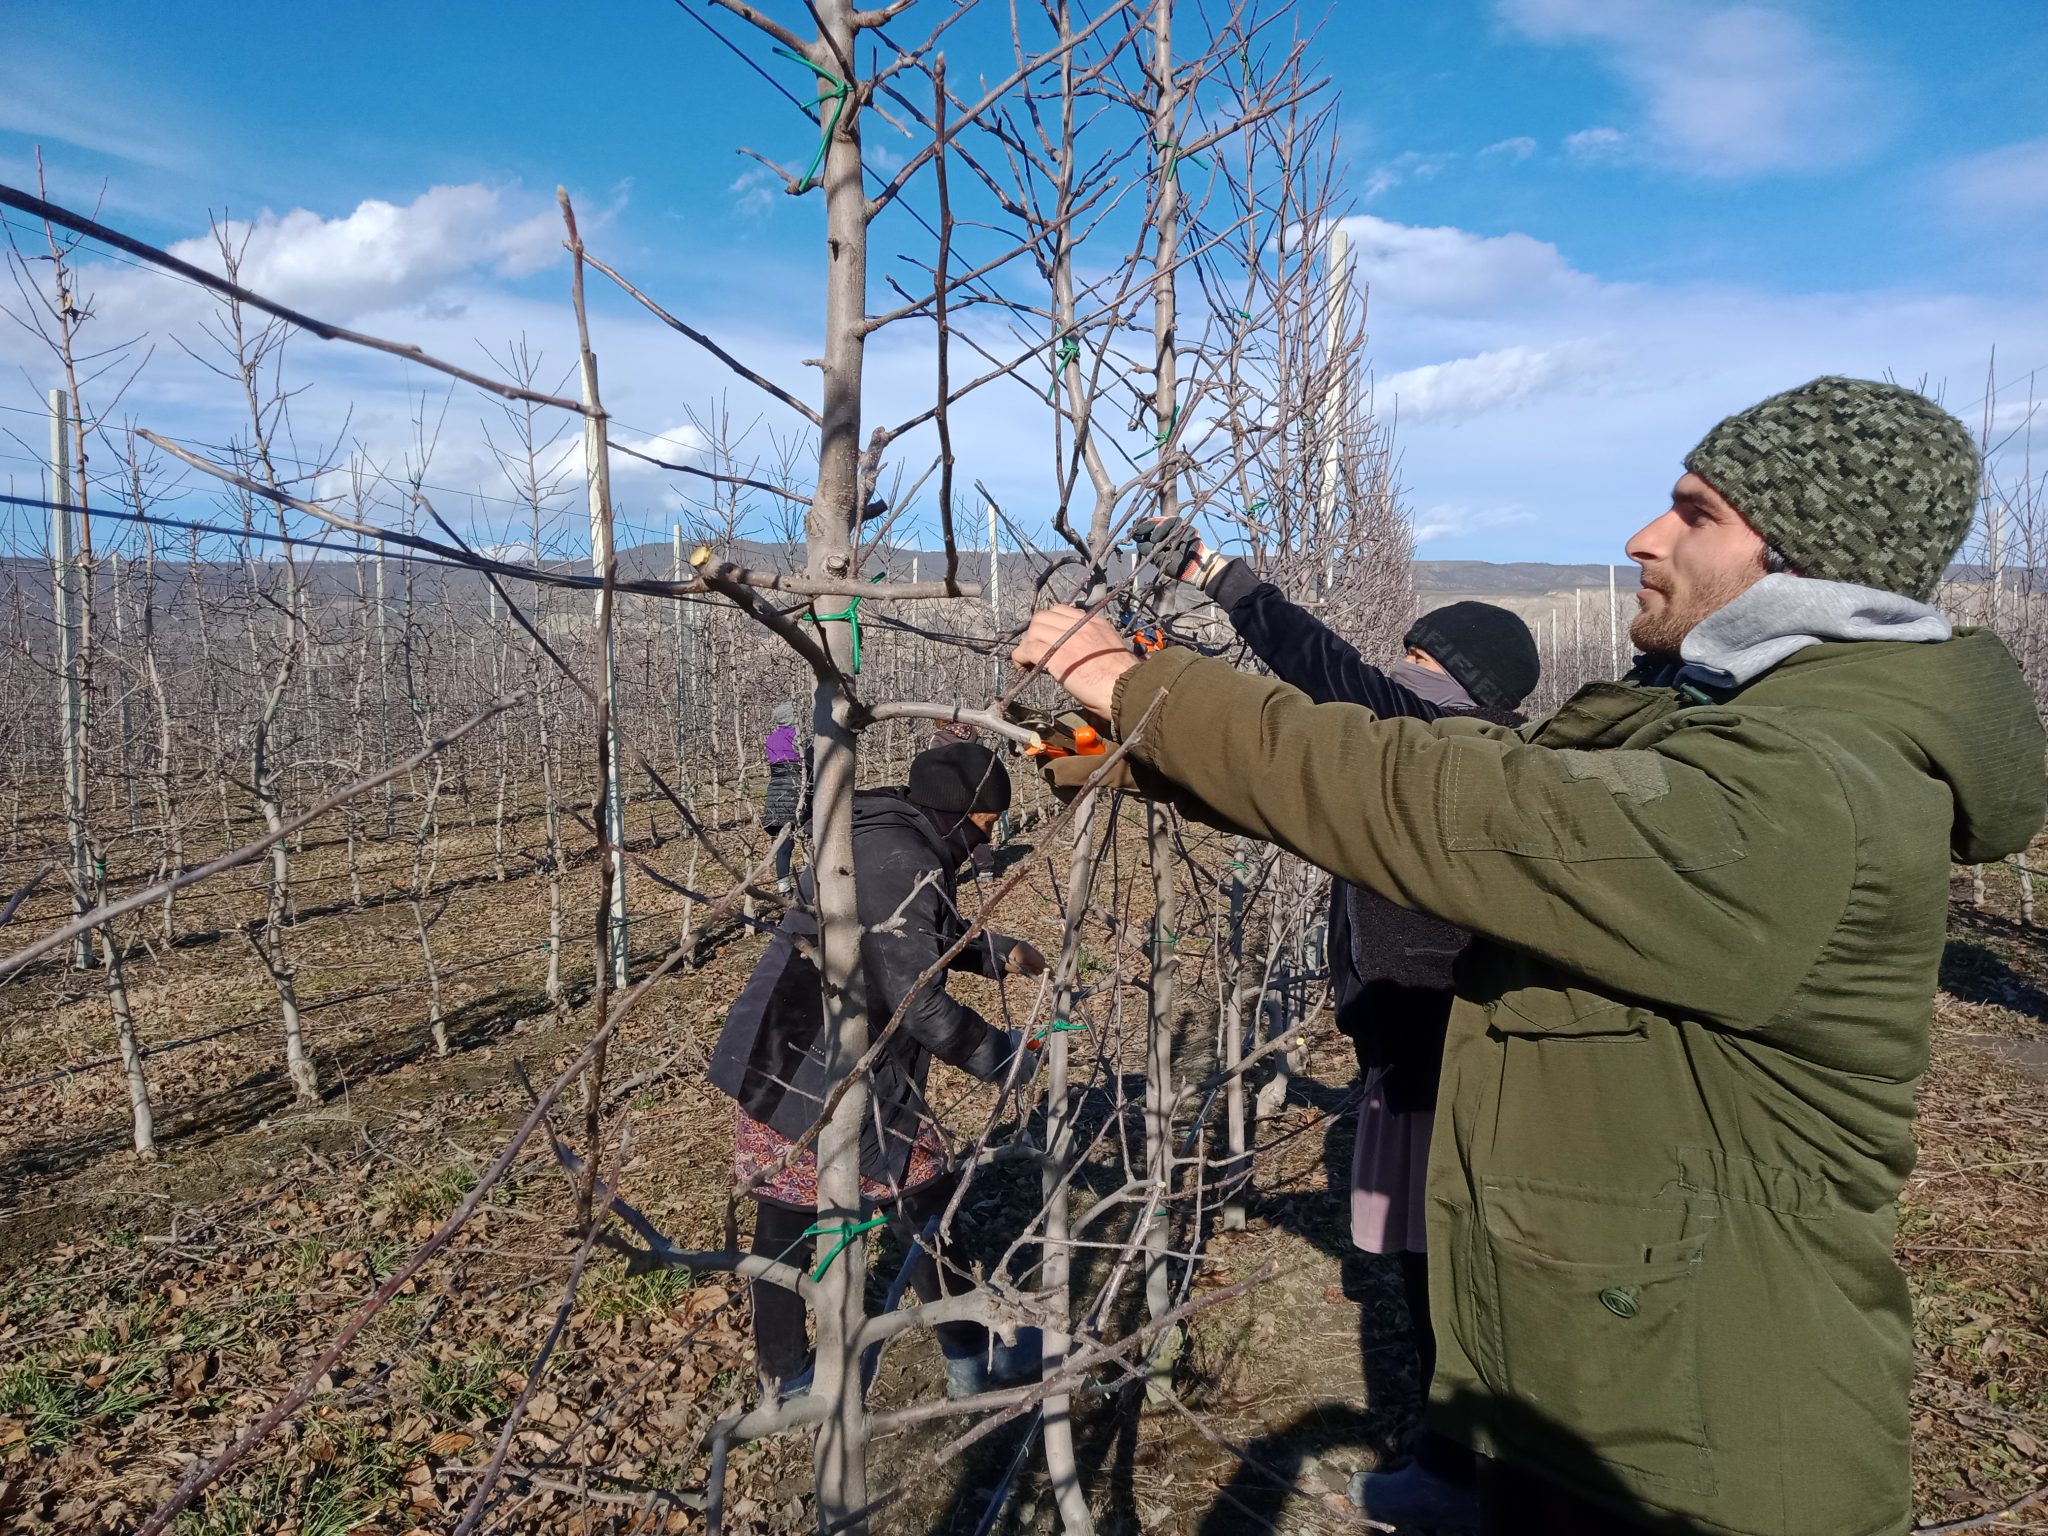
[1415,560,1641,595]
[0,534,1996,607]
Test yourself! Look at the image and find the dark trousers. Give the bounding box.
[1479,1457,1662,1534]
[1399,1249,1475,1483]
[749,1176,987,1382]
[767,827,795,884]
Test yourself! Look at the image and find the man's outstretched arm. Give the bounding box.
[1210,564,1443,716]
[1013,607,1847,1030]
[1136,519,1437,714]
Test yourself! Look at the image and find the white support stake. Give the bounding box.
[1608,562,1619,675]
[1313,225,1352,585]
[50,388,90,969]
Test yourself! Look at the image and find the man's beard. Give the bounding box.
[1629,562,1767,657]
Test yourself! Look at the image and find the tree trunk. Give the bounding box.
[1043,791,1104,1536]
[1140,0,1185,1386]
[803,5,876,1521]
[100,913,156,1159]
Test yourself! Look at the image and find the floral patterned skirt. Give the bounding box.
[734,1106,950,1207]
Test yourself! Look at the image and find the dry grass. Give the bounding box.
[0,797,2041,1533]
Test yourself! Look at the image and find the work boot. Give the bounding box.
[1348,1460,1479,1533]
[943,1328,1044,1400]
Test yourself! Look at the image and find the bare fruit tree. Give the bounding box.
[0,2,1423,1529]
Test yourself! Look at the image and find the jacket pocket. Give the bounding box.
[1491,983,1645,1039]
[1465,947,1647,1040]
[1473,1180,1716,1498]
[1443,746,1742,870]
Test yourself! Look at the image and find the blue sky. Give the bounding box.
[3,0,2046,565]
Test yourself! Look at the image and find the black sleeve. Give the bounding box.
[945,925,1012,979]
[863,877,1011,1081]
[1208,560,1447,721]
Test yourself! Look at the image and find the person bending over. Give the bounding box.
[709,741,1046,1400]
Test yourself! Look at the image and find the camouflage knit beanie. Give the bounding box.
[1684,376,1979,602]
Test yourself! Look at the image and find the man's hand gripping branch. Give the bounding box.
[1011,604,1140,720]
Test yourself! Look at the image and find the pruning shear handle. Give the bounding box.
[1005,704,1108,759]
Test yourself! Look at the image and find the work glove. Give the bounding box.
[1040,751,1141,803]
[1131,516,1230,589]
[1002,939,1048,977]
[1001,1029,1042,1090]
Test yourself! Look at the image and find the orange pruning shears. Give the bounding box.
[1005,704,1108,760]
[1127,624,1169,655]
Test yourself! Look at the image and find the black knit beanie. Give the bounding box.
[908,741,1012,815]
[1685,376,1978,601]
[1403,602,1540,711]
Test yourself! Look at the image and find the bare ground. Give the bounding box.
[0,803,2042,1534]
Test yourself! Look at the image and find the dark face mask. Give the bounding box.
[922,807,992,869]
[1388,658,1473,709]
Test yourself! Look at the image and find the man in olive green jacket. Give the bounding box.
[1015,378,2046,1535]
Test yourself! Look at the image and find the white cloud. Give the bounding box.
[1945,139,2048,222]
[10,181,2044,573]
[730,167,780,217]
[1343,212,2048,560]
[1411,503,1535,544]
[1383,343,1609,421]
[1564,126,1630,163]
[1361,152,1453,202]
[1481,136,1539,161]
[1338,214,1596,315]
[1498,0,1883,176]
[865,139,909,176]
[609,424,716,512]
[156,185,570,322]
[617,423,711,468]
[0,57,195,177]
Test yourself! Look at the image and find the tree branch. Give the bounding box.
[0,184,587,416]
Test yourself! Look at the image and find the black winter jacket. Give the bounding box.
[1208,561,1518,1114]
[709,789,1020,1183]
[761,750,812,830]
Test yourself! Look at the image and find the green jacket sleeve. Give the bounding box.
[1112,647,1854,1029]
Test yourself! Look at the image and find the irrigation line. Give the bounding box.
[969,1406,1045,1536]
[0,491,626,590]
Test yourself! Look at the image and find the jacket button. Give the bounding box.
[1598,1286,1639,1319]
